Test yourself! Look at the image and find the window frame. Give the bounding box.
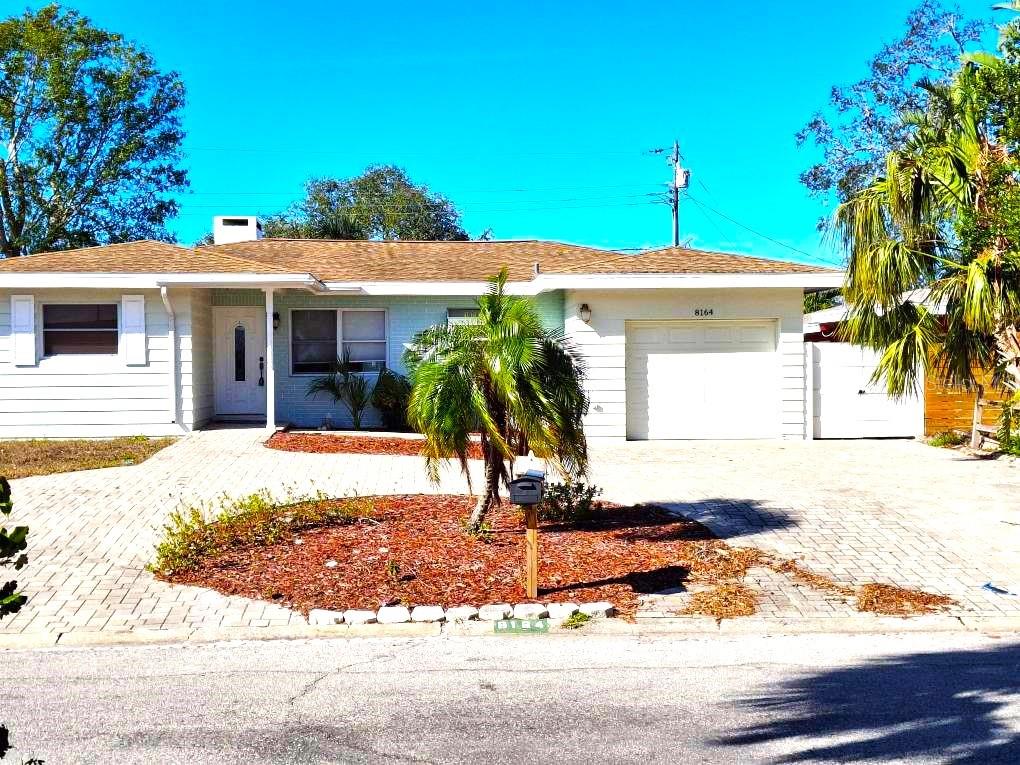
[40,302,120,358]
[288,307,389,377]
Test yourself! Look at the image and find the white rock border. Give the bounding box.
[308,602,614,627]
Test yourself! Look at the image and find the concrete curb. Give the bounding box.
[3,614,1019,650]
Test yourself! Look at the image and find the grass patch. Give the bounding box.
[149,490,374,577]
[0,436,176,479]
[928,431,968,449]
[561,611,592,630]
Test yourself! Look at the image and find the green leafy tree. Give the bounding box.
[834,4,1020,407]
[798,0,986,208]
[404,269,588,530]
[263,165,469,241]
[0,4,187,257]
[804,289,842,314]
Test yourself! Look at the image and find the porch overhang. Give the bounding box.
[0,272,327,291]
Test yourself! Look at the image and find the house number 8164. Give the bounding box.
[694,308,714,317]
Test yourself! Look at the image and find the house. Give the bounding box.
[0,216,841,440]
[804,299,997,438]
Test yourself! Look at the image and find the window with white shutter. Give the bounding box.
[120,295,146,365]
[10,295,36,366]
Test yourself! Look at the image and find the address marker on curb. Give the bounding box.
[494,619,550,634]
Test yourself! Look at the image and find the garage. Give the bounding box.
[809,343,923,438]
[625,319,781,439]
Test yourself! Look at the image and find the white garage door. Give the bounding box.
[811,343,923,438]
[625,320,781,440]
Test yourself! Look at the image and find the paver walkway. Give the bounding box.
[2,429,1018,640]
[587,440,1020,621]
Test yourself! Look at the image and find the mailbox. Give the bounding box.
[509,468,545,506]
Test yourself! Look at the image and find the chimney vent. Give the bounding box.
[213,215,264,245]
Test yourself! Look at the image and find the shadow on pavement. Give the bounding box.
[653,498,799,539]
[717,642,1020,763]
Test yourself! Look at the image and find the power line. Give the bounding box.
[684,192,844,267]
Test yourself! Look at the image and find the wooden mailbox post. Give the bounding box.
[509,467,545,600]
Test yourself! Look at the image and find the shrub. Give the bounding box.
[997,400,1020,456]
[538,482,603,524]
[561,611,591,630]
[306,350,374,430]
[372,368,413,431]
[929,430,967,448]
[150,490,374,577]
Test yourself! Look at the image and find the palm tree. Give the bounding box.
[833,50,1020,408]
[404,269,588,530]
[306,350,374,430]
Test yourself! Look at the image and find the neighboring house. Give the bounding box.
[804,298,996,438]
[0,216,840,440]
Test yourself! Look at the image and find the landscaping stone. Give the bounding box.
[478,604,513,621]
[546,602,580,620]
[445,606,479,622]
[410,606,446,623]
[307,609,345,626]
[377,605,412,624]
[513,603,549,620]
[579,601,615,618]
[343,609,377,624]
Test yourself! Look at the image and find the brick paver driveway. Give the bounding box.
[2,429,1018,639]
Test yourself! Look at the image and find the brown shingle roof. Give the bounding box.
[0,240,295,274]
[0,238,839,280]
[200,239,837,281]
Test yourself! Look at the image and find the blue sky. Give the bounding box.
[25,1,997,266]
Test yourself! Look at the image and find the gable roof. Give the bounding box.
[0,240,295,275]
[199,239,837,282]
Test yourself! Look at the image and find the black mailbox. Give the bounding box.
[509,470,545,506]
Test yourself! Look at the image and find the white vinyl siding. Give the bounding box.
[564,288,807,440]
[0,288,212,438]
[181,289,215,429]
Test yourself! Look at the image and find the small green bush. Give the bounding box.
[150,490,373,577]
[372,368,413,431]
[929,430,967,448]
[561,611,591,630]
[997,401,1020,456]
[538,482,603,524]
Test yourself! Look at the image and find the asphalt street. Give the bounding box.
[1,631,1018,763]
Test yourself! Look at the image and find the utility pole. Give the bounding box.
[668,139,690,247]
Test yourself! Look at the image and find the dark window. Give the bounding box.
[234,324,246,381]
[291,310,337,375]
[43,304,118,355]
[447,308,480,326]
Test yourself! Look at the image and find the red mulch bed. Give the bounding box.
[266,432,483,459]
[164,495,721,620]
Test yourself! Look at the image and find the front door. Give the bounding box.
[214,307,267,417]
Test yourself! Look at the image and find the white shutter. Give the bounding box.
[10,295,36,366]
[121,295,147,365]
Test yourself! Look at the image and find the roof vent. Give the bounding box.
[213,215,264,245]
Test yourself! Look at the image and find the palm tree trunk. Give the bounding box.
[467,446,501,531]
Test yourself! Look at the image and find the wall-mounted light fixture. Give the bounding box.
[272,311,281,330]
[579,303,592,324]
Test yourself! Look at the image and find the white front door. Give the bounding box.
[214,307,267,417]
[625,319,781,439]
